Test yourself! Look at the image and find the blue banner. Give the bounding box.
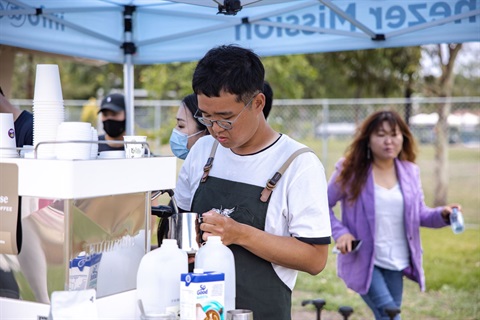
[0,0,478,64]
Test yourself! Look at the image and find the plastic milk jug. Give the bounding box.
[137,239,188,316]
[194,236,236,312]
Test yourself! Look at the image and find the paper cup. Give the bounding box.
[33,64,64,102]
[123,135,147,158]
[0,113,18,158]
[55,122,93,160]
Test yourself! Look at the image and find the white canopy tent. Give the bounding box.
[1,0,479,134]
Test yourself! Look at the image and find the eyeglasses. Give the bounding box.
[194,93,258,130]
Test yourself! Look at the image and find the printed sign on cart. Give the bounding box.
[0,163,20,255]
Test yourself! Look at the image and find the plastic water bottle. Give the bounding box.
[194,236,236,313]
[450,207,465,234]
[136,239,188,316]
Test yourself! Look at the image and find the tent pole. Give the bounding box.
[124,56,134,135]
[123,5,136,136]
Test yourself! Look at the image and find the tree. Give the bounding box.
[12,51,125,99]
[451,44,480,96]
[321,47,422,99]
[262,54,321,99]
[139,61,197,99]
[319,47,422,125]
[422,43,463,206]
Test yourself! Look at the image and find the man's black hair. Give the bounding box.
[263,81,273,119]
[192,45,264,103]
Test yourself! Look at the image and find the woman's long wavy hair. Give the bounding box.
[337,110,418,202]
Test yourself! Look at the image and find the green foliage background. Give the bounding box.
[11,46,480,100]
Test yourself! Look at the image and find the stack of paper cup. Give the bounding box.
[0,113,18,158]
[55,122,94,160]
[32,64,65,159]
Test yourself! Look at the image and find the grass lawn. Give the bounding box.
[293,228,480,319]
[291,139,480,319]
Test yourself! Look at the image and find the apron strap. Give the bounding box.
[260,147,314,202]
[201,140,220,183]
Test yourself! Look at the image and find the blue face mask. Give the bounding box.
[169,128,204,160]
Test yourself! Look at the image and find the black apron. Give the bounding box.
[191,144,294,320]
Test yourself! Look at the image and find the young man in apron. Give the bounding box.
[174,45,331,320]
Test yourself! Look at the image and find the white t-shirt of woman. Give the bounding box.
[373,183,410,271]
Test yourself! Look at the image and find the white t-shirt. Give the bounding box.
[175,134,331,289]
[373,182,410,271]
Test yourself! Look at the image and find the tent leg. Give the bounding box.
[124,55,134,135]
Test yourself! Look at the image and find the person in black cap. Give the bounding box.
[98,93,126,152]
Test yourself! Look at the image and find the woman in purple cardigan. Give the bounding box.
[328,110,460,319]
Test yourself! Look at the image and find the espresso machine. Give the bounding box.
[0,156,176,316]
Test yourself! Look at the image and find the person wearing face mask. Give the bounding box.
[98,93,127,152]
[169,93,208,160]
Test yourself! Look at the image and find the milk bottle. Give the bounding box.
[137,239,188,317]
[194,236,235,313]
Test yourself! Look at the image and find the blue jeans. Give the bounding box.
[361,266,403,320]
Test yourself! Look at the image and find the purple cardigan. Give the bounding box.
[328,158,448,294]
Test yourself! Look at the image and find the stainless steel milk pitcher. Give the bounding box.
[151,190,201,254]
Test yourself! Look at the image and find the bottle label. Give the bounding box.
[68,252,102,290]
[180,271,225,320]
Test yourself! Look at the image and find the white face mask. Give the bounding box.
[169,128,204,160]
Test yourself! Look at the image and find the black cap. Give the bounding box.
[99,93,126,113]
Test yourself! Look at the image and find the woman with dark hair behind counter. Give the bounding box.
[169,93,209,160]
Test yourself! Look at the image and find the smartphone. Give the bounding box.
[332,239,362,254]
[351,239,362,251]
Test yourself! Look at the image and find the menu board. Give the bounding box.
[0,163,21,254]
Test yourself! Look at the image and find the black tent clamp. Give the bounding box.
[122,5,137,55]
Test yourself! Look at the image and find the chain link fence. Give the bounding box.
[12,96,480,160]
[267,97,479,139]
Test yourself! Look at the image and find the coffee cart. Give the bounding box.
[0,156,176,319]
